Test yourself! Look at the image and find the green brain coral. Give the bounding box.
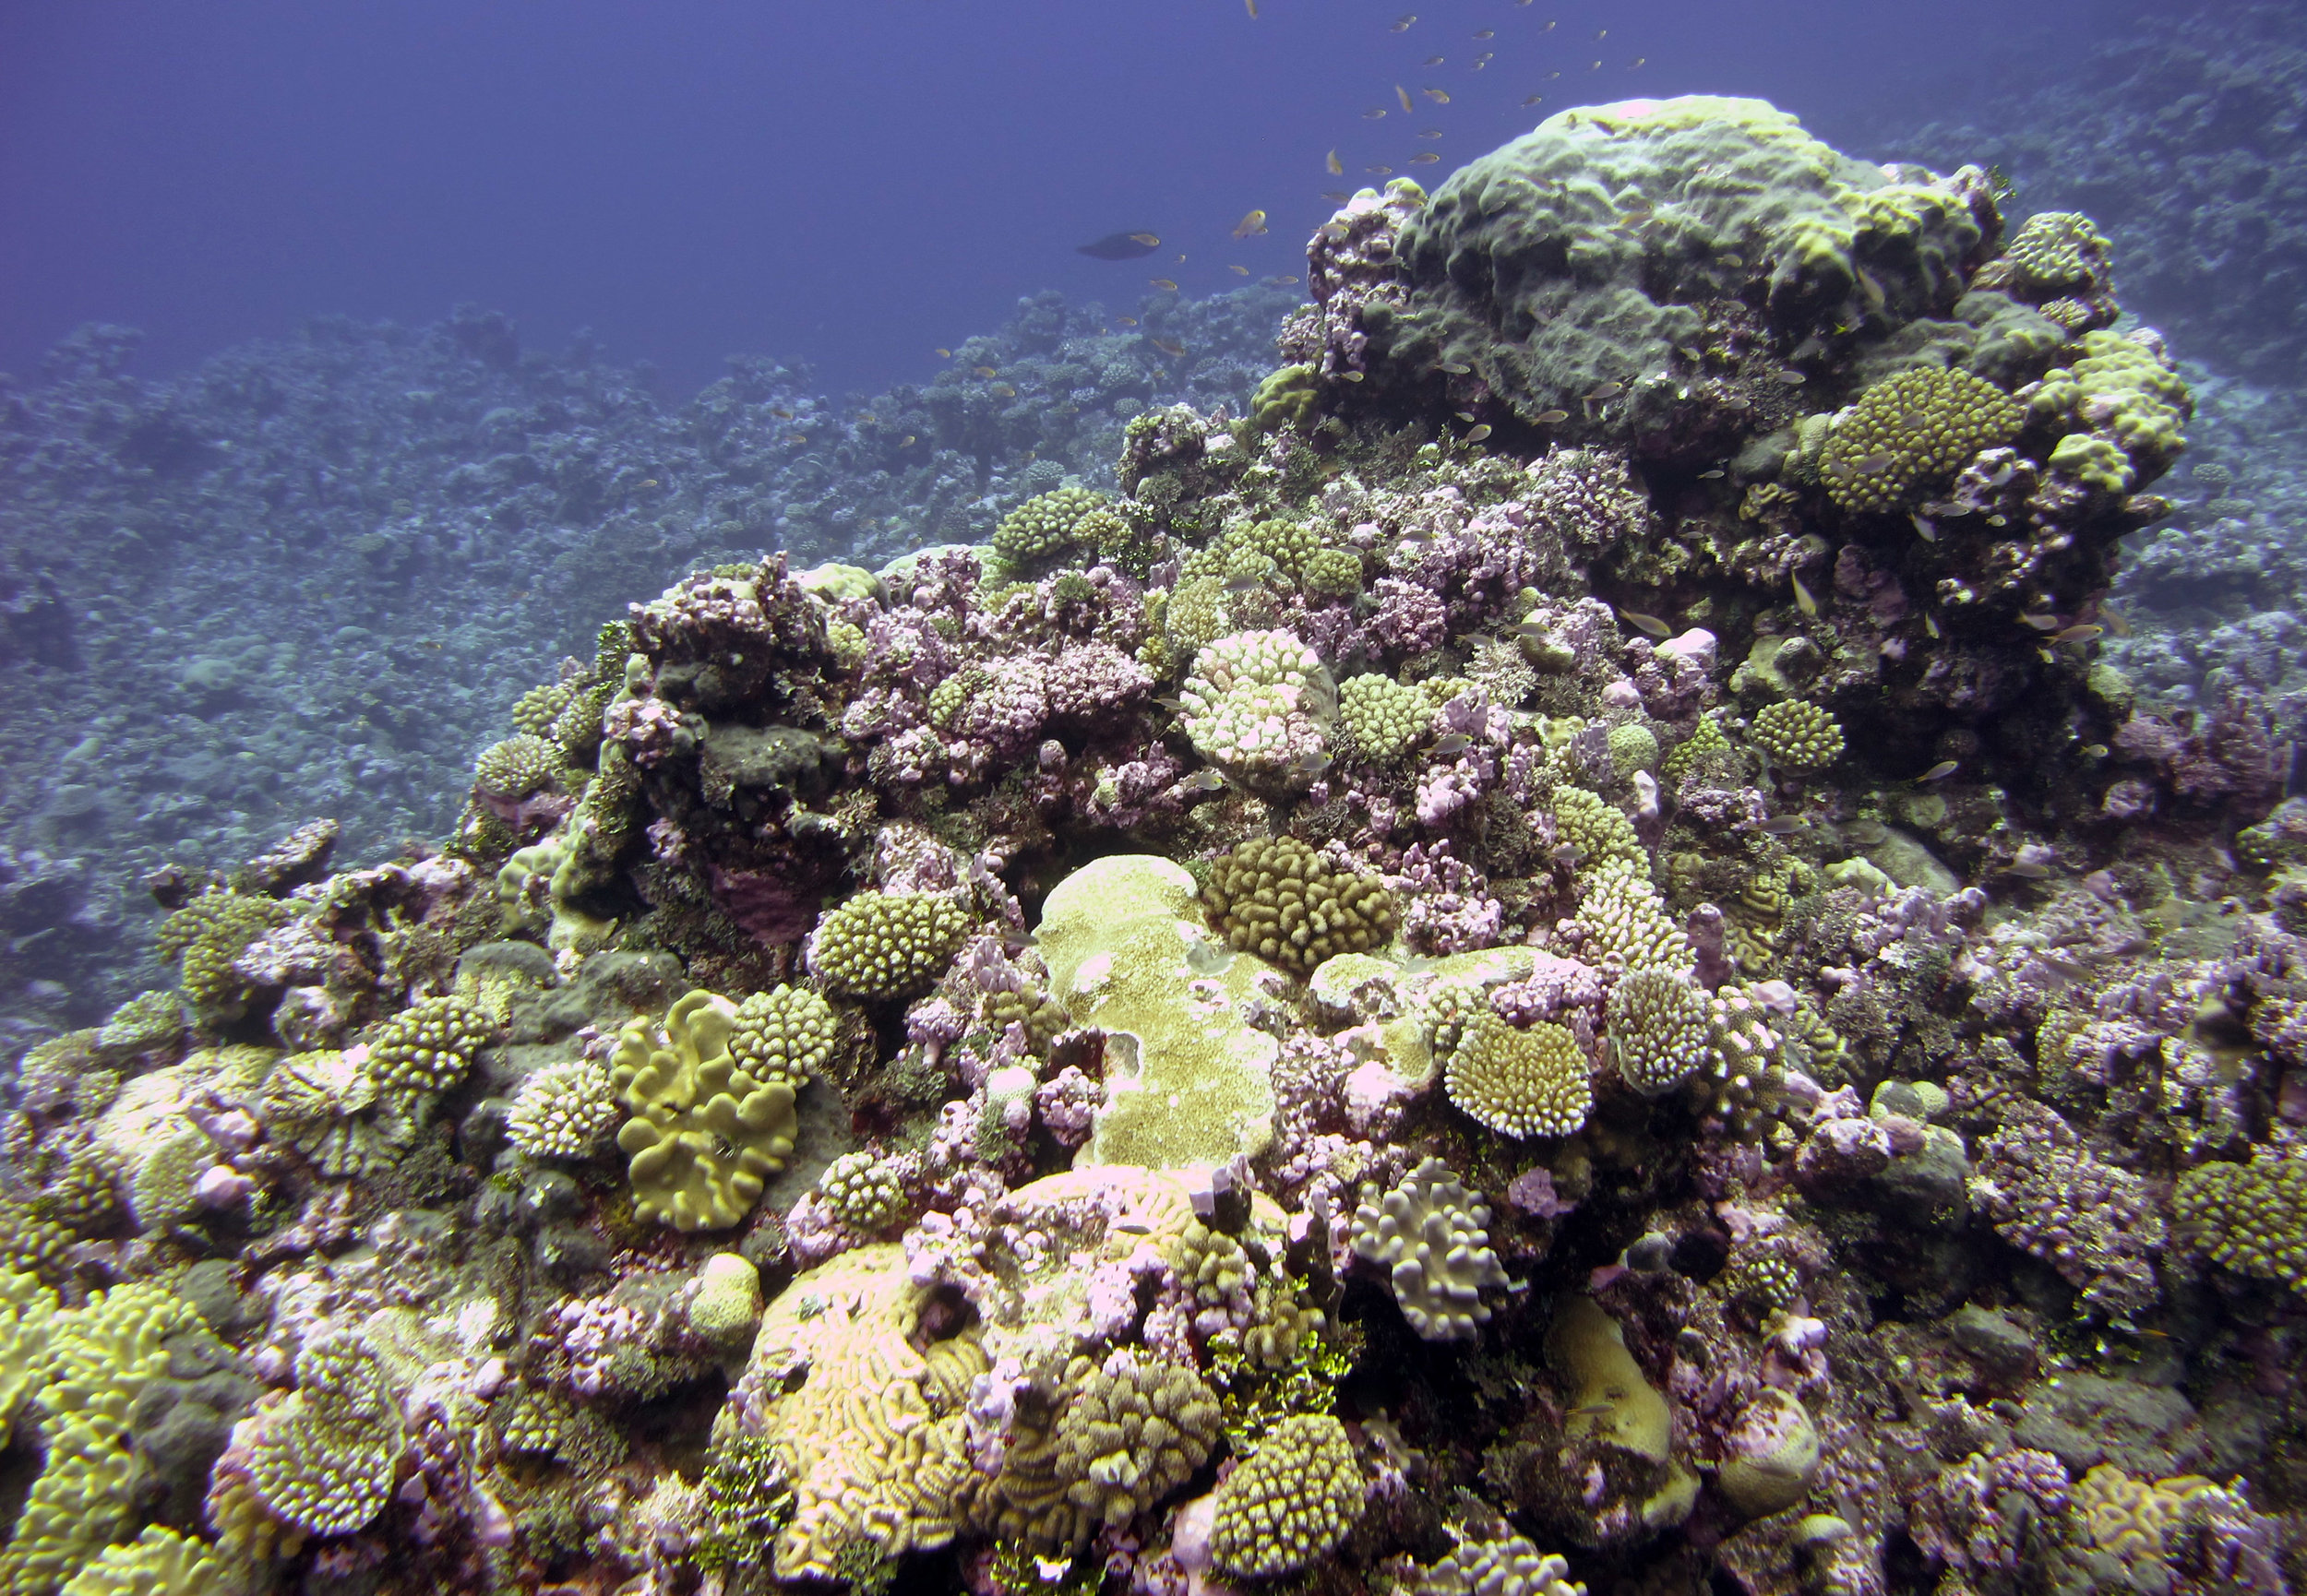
[2174,1154,2307,1292]
[1447,1015,1593,1137]
[1208,1413,1364,1580]
[610,990,800,1231]
[1819,366,2022,512]
[1201,836,1399,978]
[807,891,972,1001]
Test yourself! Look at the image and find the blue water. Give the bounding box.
[2,0,2119,398]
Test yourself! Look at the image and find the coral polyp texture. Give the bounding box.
[7,74,2307,1596]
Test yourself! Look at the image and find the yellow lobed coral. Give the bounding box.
[1749,699,1844,769]
[1209,1413,1364,1580]
[1201,836,1400,979]
[1338,673,1434,765]
[808,891,972,1001]
[610,989,799,1231]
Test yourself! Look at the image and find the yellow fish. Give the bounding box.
[974,365,999,378]
[1396,84,1414,113]
[1228,263,1249,275]
[900,435,916,447]
[1392,12,1417,30]
[1418,127,1443,138]
[933,351,951,359]
[1233,208,1268,238]
[1327,149,1344,174]
[1791,571,1819,618]
[1264,274,1300,286]
[1423,86,1452,102]
[1116,316,1139,326]
[1150,338,1185,357]
[1409,151,1440,164]
[1367,163,1393,174]
[1150,277,1178,291]
[1473,28,1494,38]
[1522,94,1546,106]
[1619,609,1673,638]
[1463,423,1493,443]
[1364,107,1389,119]
[1129,232,1161,247]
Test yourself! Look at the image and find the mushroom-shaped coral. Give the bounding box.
[1201,836,1400,979]
[1605,969,1714,1095]
[1819,366,2022,513]
[1178,629,1334,785]
[2173,1152,2307,1292]
[609,990,799,1231]
[807,891,972,1001]
[1338,673,1433,765]
[728,984,839,1087]
[1748,700,1844,769]
[1352,1155,1512,1342]
[246,1329,403,1539]
[1447,1015,1592,1137]
[1208,1413,1364,1581]
[506,1058,621,1161]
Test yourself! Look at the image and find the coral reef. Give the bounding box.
[3,73,2306,1596]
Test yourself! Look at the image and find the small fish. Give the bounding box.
[2081,744,2110,758]
[1364,107,1389,119]
[1367,163,1393,174]
[1568,1400,1616,1420]
[1392,12,1416,30]
[1910,513,1938,543]
[2005,859,2052,879]
[1924,612,1941,638]
[1619,609,1672,638]
[1327,149,1344,174]
[933,349,951,360]
[1852,451,1895,474]
[974,364,999,378]
[1409,151,1440,164]
[1456,410,1477,422]
[990,383,1016,398]
[1077,232,1162,260]
[1339,369,1367,382]
[1596,26,1608,38]
[1473,28,1494,39]
[1791,571,1819,618]
[1244,0,1256,15]
[1432,733,1474,756]
[1534,409,1570,424]
[773,406,795,417]
[1424,54,1446,66]
[1423,86,1452,102]
[1512,618,1553,637]
[1919,759,1961,782]
[1628,55,1646,66]
[1774,369,1808,386]
[1522,94,1547,106]
[1150,338,1186,358]
[1589,58,1602,68]
[1150,277,1179,291]
[1233,208,1269,238]
[1228,264,1249,275]
[1463,423,1493,443]
[1290,749,1334,776]
[1321,191,1351,201]
[2019,613,2062,632]
[1224,572,1264,593]
[1116,316,1139,327]
[1698,468,1725,480]
[1840,819,1889,845]
[786,434,808,445]
[1264,274,1301,286]
[2038,951,2090,978]
[1584,379,1624,400]
[1153,696,1184,712]
[1396,84,1415,112]
[2051,624,2104,644]
[1758,816,1806,835]
[1179,769,1227,793]
[900,435,915,447]
[2100,605,2132,637]
[1439,360,1471,375]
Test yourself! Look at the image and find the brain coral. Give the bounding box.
[1352,1155,1512,1342]
[1447,1015,1593,1137]
[1386,96,1994,440]
[1201,836,1400,978]
[1209,1413,1364,1580]
[609,990,799,1231]
[1818,366,2022,512]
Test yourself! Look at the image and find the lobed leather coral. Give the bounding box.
[609,989,799,1231]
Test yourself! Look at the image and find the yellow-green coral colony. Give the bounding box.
[1819,366,2022,513]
